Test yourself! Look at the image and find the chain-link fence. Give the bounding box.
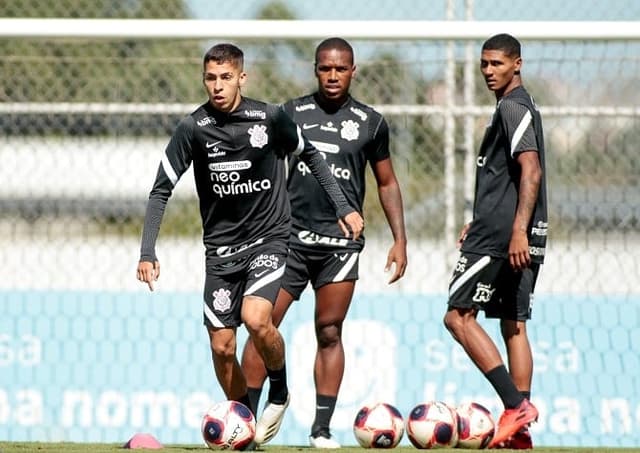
[2,0,640,21]
[2,35,639,292]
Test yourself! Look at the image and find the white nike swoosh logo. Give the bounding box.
[206,140,221,148]
[302,123,319,130]
[254,269,269,278]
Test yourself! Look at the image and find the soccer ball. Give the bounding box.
[353,402,405,448]
[455,402,495,449]
[201,400,256,450]
[405,401,459,449]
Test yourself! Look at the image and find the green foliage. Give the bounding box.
[0,0,202,104]
[0,39,202,103]
[0,0,189,18]
[3,1,637,238]
[254,0,297,20]
[240,1,314,103]
[353,53,446,237]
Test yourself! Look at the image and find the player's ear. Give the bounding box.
[238,71,247,87]
[514,57,522,74]
[351,64,357,79]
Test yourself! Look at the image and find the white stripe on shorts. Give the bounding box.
[204,301,225,328]
[448,255,491,297]
[244,265,286,296]
[333,252,359,282]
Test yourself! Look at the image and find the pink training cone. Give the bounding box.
[123,433,163,449]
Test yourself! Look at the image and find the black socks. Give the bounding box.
[266,364,288,405]
[484,365,525,409]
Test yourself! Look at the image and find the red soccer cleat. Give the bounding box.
[509,428,533,449]
[488,399,538,448]
[493,428,533,449]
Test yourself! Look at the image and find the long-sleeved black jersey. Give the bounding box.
[140,97,354,266]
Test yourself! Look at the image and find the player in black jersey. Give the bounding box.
[136,43,364,447]
[240,37,407,448]
[443,34,548,449]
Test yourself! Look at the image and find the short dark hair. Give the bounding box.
[315,37,354,65]
[203,43,244,70]
[482,33,521,58]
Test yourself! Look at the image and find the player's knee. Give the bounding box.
[210,337,236,361]
[316,323,341,348]
[243,312,270,337]
[443,309,463,337]
[501,319,526,338]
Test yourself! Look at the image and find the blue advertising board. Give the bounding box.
[0,290,638,447]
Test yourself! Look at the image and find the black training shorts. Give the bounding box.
[447,252,540,321]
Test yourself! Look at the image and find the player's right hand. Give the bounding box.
[385,241,407,284]
[137,260,160,291]
[456,223,471,249]
[338,211,364,241]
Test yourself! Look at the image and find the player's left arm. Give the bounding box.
[371,157,407,283]
[510,151,541,271]
[368,115,407,283]
[500,99,542,271]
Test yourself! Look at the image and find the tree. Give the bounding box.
[0,0,204,136]
[241,0,311,102]
[0,0,200,105]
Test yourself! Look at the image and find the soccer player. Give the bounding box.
[136,43,364,447]
[240,37,407,448]
[443,33,548,449]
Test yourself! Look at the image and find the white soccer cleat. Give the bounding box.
[254,394,290,445]
[309,434,341,449]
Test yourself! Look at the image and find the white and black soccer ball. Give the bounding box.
[353,402,405,448]
[201,400,256,450]
[455,402,495,449]
[405,401,459,449]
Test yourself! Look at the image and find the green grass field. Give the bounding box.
[2,444,640,453]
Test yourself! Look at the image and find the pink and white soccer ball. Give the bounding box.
[353,402,405,448]
[405,401,459,449]
[455,402,495,449]
[201,400,256,450]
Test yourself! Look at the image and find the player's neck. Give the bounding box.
[315,92,350,111]
[495,78,521,100]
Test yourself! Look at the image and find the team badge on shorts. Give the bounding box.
[212,288,232,311]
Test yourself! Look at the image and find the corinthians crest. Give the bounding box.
[212,288,232,311]
[248,124,268,148]
[340,119,359,141]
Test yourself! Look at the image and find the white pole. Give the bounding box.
[444,0,456,247]
[463,0,476,224]
[0,19,638,40]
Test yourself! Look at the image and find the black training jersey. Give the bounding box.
[283,94,390,251]
[462,86,548,263]
[140,97,353,267]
